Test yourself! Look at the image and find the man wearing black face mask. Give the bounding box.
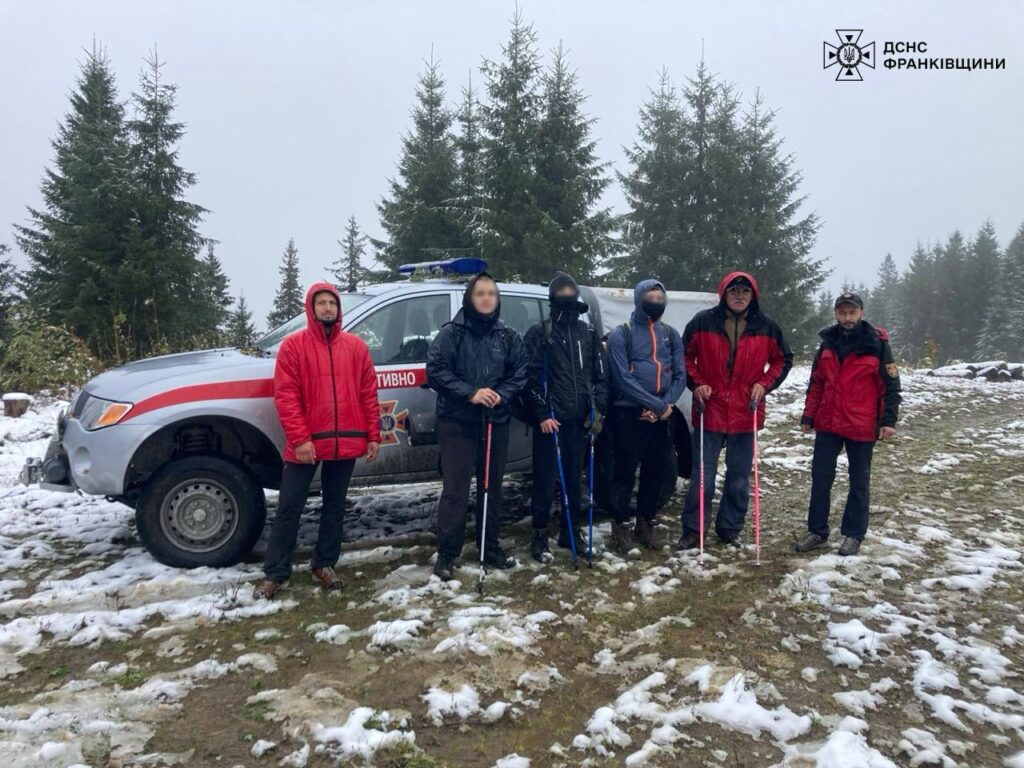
[523,272,609,562]
[606,279,686,554]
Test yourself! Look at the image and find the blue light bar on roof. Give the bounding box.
[398,257,487,278]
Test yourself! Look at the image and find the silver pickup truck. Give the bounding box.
[23,265,716,568]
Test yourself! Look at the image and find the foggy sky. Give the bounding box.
[2,0,1021,325]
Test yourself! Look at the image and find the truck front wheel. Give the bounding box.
[135,456,266,568]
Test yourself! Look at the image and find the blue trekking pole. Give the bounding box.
[551,410,579,571]
[586,407,596,567]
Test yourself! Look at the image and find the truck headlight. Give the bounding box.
[78,396,133,430]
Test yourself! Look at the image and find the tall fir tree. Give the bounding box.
[16,45,137,361]
[898,243,938,362]
[477,9,545,280]
[124,49,208,357]
[932,230,971,359]
[227,293,257,349]
[965,220,1001,356]
[266,238,304,330]
[376,54,469,270]
[0,243,17,344]
[612,69,685,285]
[453,72,484,236]
[196,243,231,344]
[330,215,369,292]
[870,253,901,340]
[530,43,613,282]
[976,223,1024,361]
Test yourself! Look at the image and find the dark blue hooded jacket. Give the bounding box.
[606,279,686,412]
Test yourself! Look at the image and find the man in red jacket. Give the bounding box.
[256,282,380,598]
[796,291,901,557]
[677,272,792,551]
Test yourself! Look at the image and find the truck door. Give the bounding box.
[348,290,457,479]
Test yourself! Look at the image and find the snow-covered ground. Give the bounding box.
[1,369,1023,767]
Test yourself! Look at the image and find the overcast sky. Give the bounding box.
[2,1,1021,322]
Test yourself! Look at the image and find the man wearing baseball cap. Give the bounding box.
[795,291,902,556]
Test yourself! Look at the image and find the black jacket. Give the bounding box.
[426,308,529,424]
[523,315,609,425]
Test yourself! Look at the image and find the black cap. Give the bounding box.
[726,275,754,291]
[834,291,864,310]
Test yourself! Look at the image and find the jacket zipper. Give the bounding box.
[327,331,339,459]
[567,324,579,415]
[648,320,662,393]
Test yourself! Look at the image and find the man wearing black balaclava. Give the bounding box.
[522,272,609,562]
[425,272,529,580]
[605,279,686,554]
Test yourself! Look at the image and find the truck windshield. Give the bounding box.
[255,293,369,353]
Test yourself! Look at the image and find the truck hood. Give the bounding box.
[83,348,274,402]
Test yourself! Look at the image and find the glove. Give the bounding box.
[585,411,604,436]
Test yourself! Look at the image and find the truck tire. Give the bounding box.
[135,456,266,568]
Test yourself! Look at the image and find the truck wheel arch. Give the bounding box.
[124,416,283,500]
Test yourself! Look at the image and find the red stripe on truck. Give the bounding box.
[120,367,426,422]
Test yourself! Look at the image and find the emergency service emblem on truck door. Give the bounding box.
[378,400,409,447]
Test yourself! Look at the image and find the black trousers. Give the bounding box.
[264,459,356,583]
[681,429,754,538]
[807,430,875,540]
[531,420,586,530]
[608,405,672,523]
[436,418,510,559]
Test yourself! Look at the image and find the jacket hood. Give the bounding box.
[305,281,342,340]
[717,271,761,302]
[633,279,666,308]
[548,271,588,319]
[461,272,502,327]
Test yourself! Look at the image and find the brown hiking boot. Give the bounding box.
[311,566,344,591]
[254,580,283,600]
[634,517,660,550]
[609,521,636,555]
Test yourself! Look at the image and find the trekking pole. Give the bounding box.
[696,398,706,568]
[587,407,596,568]
[551,410,579,571]
[478,408,494,595]
[750,400,761,567]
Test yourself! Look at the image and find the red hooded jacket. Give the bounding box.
[682,271,793,433]
[274,282,380,463]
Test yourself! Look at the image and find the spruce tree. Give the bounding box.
[125,49,208,357]
[898,243,938,362]
[870,253,901,339]
[196,243,231,344]
[933,230,971,359]
[452,72,484,247]
[16,45,136,361]
[530,43,613,283]
[227,293,257,349]
[266,238,304,330]
[976,223,1024,361]
[0,243,17,344]
[330,215,368,292]
[478,9,544,280]
[965,220,1001,356]
[613,69,685,285]
[376,54,468,270]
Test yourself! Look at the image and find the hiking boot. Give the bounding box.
[675,531,702,551]
[794,532,828,553]
[433,554,455,581]
[634,516,659,550]
[838,536,862,557]
[531,529,553,563]
[254,580,284,600]
[609,521,636,555]
[311,566,344,591]
[718,531,741,548]
[483,545,516,570]
[557,526,587,552]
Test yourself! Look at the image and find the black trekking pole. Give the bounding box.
[478,407,494,595]
[551,409,579,571]
[587,406,596,567]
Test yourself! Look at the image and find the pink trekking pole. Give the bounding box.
[697,398,705,567]
[750,400,761,567]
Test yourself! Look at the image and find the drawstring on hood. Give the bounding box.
[548,271,589,322]
[461,272,501,334]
